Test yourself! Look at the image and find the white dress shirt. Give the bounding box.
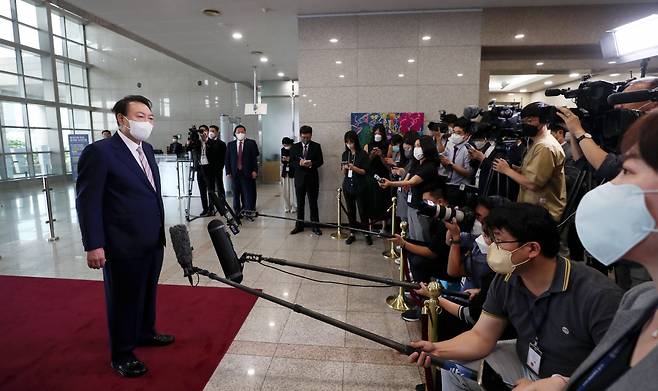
[117,129,143,168]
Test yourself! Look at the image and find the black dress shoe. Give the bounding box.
[345,235,356,245]
[199,210,209,217]
[111,359,147,378]
[365,234,373,246]
[290,226,304,235]
[138,334,175,347]
[312,227,322,236]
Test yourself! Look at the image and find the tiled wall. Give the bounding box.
[297,11,482,221]
[85,24,257,153]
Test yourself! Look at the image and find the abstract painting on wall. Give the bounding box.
[350,112,424,146]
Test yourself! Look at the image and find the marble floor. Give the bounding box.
[0,181,425,390]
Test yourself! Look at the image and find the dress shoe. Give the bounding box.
[111,359,147,377]
[365,234,373,246]
[199,210,209,217]
[138,334,175,347]
[290,226,304,235]
[312,227,322,236]
[345,235,356,245]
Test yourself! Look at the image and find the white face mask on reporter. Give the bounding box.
[413,147,424,161]
[374,134,383,142]
[125,118,153,141]
[236,133,246,141]
[576,182,658,266]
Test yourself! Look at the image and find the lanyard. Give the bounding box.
[523,293,553,346]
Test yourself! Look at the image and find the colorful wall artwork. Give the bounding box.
[350,112,424,146]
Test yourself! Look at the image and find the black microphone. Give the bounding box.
[209,192,241,235]
[169,224,194,285]
[607,88,657,105]
[544,88,565,97]
[207,219,243,283]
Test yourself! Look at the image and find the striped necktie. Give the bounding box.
[136,146,156,190]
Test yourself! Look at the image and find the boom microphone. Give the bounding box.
[169,224,194,285]
[607,88,657,105]
[209,192,241,235]
[207,219,243,283]
[544,88,566,97]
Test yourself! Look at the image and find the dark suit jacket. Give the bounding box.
[76,132,165,260]
[168,141,184,156]
[206,138,227,172]
[225,138,259,177]
[291,141,323,186]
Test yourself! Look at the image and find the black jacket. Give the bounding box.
[206,138,226,171]
[291,141,323,186]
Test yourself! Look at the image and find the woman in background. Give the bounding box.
[364,124,392,234]
[341,131,372,245]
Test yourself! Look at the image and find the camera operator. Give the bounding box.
[493,102,566,221]
[407,202,623,391]
[195,125,215,216]
[439,117,474,186]
[556,77,658,183]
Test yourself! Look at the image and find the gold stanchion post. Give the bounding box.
[382,196,399,259]
[421,281,441,390]
[386,221,410,311]
[331,188,348,240]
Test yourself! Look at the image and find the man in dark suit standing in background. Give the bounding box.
[167,135,184,156]
[76,95,173,378]
[290,125,324,235]
[225,124,259,213]
[207,125,227,198]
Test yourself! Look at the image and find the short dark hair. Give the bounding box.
[101,130,111,135]
[111,95,152,125]
[199,124,209,131]
[233,124,246,134]
[476,195,511,212]
[443,114,458,124]
[454,117,473,133]
[372,123,386,135]
[300,125,313,135]
[209,125,219,131]
[344,130,361,151]
[621,110,658,172]
[484,202,560,258]
[428,122,439,132]
[391,134,403,146]
[403,131,420,146]
[172,135,179,140]
[282,137,293,145]
[425,187,445,201]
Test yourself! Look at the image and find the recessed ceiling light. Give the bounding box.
[329,38,338,43]
[508,93,515,96]
[609,73,620,77]
[302,94,307,97]
[308,99,312,103]
[133,57,137,61]
[232,32,243,40]
[536,61,544,66]
[339,74,345,78]
[407,58,415,63]
[247,368,255,376]
[335,60,342,65]
[608,60,617,64]
[260,56,268,63]
[421,35,431,41]
[544,80,554,85]
[569,73,580,78]
[398,73,405,78]
[313,103,317,107]
[514,33,525,39]
[520,89,528,93]
[277,72,285,77]
[202,9,222,17]
[457,73,464,77]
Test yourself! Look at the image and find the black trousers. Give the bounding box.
[199,165,225,212]
[295,180,319,228]
[103,247,164,362]
[344,190,368,234]
[232,171,256,214]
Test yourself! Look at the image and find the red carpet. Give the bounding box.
[0,275,257,391]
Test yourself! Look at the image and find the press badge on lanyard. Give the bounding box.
[348,169,353,178]
[527,338,542,375]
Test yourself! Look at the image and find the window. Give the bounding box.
[0,0,90,180]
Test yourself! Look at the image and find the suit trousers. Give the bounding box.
[295,179,319,228]
[232,171,257,213]
[198,164,211,212]
[103,247,164,362]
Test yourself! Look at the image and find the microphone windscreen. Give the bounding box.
[544,88,563,97]
[207,219,243,283]
[209,192,228,215]
[607,89,651,105]
[169,224,193,273]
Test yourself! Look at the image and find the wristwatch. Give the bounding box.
[576,133,592,144]
[450,238,461,245]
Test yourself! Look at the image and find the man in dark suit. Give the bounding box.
[207,125,227,197]
[290,125,324,235]
[167,135,184,156]
[225,124,259,213]
[76,95,173,378]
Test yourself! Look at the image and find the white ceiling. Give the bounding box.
[61,0,652,83]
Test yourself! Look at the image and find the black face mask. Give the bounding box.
[521,123,540,137]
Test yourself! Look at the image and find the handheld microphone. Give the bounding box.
[607,88,657,105]
[169,224,195,285]
[207,219,243,283]
[209,192,241,235]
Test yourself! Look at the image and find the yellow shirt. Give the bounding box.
[517,134,567,221]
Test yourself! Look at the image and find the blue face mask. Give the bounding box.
[576,182,658,266]
[392,145,400,153]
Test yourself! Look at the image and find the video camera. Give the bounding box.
[188,125,201,143]
[545,78,643,150]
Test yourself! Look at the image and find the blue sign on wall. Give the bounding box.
[68,134,89,181]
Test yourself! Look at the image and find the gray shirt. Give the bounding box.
[439,142,472,185]
[483,258,624,377]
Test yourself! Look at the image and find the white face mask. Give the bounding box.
[471,220,483,236]
[449,133,465,145]
[486,242,532,275]
[413,147,424,161]
[374,134,383,142]
[473,140,487,149]
[475,234,489,254]
[127,119,153,141]
[284,145,291,150]
[236,132,246,141]
[576,182,658,266]
[209,132,217,139]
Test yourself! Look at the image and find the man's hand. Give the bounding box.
[87,248,106,269]
[408,340,438,368]
[444,217,461,239]
[468,148,485,162]
[378,178,391,189]
[414,282,430,297]
[512,377,567,391]
[556,107,586,137]
[439,155,452,168]
[492,158,511,175]
[251,171,258,179]
[389,234,404,247]
[464,288,480,300]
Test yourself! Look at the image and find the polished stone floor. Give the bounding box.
[0,181,424,390]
